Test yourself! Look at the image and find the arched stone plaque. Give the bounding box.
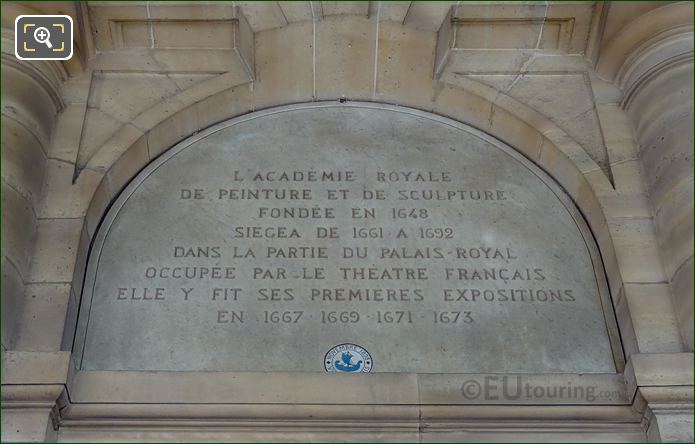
[74,103,620,373]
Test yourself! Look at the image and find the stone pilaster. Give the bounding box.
[611,7,695,439]
[625,353,694,443]
[1,26,67,442]
[623,55,694,351]
[1,33,64,349]
[1,351,71,442]
[597,1,695,353]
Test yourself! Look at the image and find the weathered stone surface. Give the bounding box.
[1,257,25,350]
[38,160,103,219]
[1,182,36,277]
[254,23,313,108]
[1,116,47,210]
[316,16,374,100]
[15,283,72,351]
[75,104,617,373]
[467,74,609,174]
[375,21,436,107]
[3,2,693,441]
[622,283,684,353]
[28,218,83,284]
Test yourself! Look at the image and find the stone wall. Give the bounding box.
[1,1,693,442]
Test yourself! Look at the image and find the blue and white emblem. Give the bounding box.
[324,343,373,373]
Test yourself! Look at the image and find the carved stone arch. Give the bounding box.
[65,96,631,372]
[2,2,691,440]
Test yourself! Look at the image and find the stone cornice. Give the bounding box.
[624,352,694,396]
[624,351,695,435]
[1,352,72,440]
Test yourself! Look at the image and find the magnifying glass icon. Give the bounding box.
[33,27,53,49]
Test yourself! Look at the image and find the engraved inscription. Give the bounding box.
[76,105,617,373]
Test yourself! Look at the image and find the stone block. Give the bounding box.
[153,21,237,49]
[28,218,83,284]
[453,20,544,50]
[596,160,651,220]
[370,2,410,23]
[590,74,624,105]
[90,72,181,125]
[237,1,288,31]
[15,283,71,351]
[575,169,614,239]
[60,288,80,352]
[89,49,243,74]
[84,175,112,239]
[642,113,693,211]
[1,182,37,277]
[1,116,47,209]
[322,1,368,17]
[419,373,630,405]
[173,72,250,108]
[539,144,608,236]
[1,64,59,143]
[595,103,639,164]
[1,351,71,384]
[87,3,148,51]
[404,1,453,31]
[71,223,91,302]
[648,410,695,443]
[315,16,374,100]
[105,135,149,197]
[608,218,667,284]
[595,220,625,300]
[76,107,125,171]
[188,84,254,132]
[145,2,237,21]
[277,1,314,22]
[654,176,693,239]
[671,256,694,350]
[60,71,92,105]
[445,49,539,75]
[48,103,87,163]
[254,23,313,109]
[118,21,149,48]
[146,110,200,162]
[627,352,694,388]
[1,257,25,350]
[71,371,420,404]
[654,184,694,279]
[545,2,595,53]
[236,7,256,81]
[501,73,608,172]
[129,95,188,134]
[614,285,641,359]
[375,21,436,107]
[1,410,54,443]
[38,159,103,219]
[432,84,493,134]
[85,123,146,174]
[490,105,544,164]
[623,283,684,353]
[539,128,599,174]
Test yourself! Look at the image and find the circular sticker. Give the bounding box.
[324,343,373,373]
